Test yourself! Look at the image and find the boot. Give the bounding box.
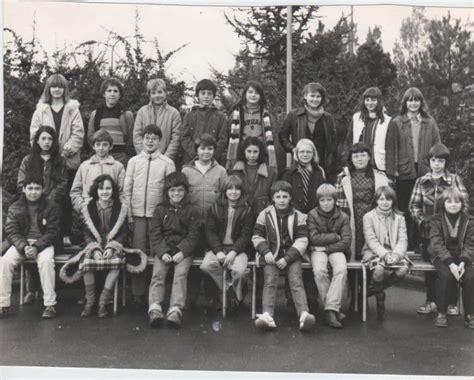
[81,284,96,318]
[373,282,385,320]
[98,288,113,318]
[325,310,343,328]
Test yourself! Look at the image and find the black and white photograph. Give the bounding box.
[1,0,473,379]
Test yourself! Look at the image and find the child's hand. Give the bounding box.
[385,253,396,265]
[314,246,326,252]
[162,254,172,263]
[449,263,461,281]
[24,246,37,259]
[173,252,184,264]
[458,262,465,278]
[264,252,275,265]
[102,248,113,259]
[223,250,237,268]
[93,249,103,260]
[276,258,287,270]
[216,251,226,264]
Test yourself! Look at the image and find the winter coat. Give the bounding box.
[281,163,326,214]
[181,105,228,165]
[409,171,468,238]
[230,161,277,217]
[205,197,255,256]
[30,99,84,170]
[307,206,352,259]
[17,154,68,204]
[335,167,389,260]
[149,198,200,258]
[279,107,338,180]
[429,212,474,266]
[362,209,408,261]
[133,102,181,160]
[70,155,126,213]
[4,195,60,255]
[124,150,176,219]
[385,114,441,180]
[252,205,308,266]
[181,159,227,218]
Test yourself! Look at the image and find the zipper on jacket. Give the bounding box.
[143,156,152,215]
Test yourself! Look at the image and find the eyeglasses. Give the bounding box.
[144,136,159,142]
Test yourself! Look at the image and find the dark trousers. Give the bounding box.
[421,238,437,303]
[396,178,417,249]
[62,169,76,237]
[434,259,474,315]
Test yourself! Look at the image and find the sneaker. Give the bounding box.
[465,314,474,329]
[299,311,316,332]
[434,313,448,328]
[417,301,437,314]
[255,312,276,330]
[63,236,72,247]
[166,309,182,328]
[23,292,35,305]
[149,309,165,328]
[42,306,56,319]
[325,310,343,328]
[447,304,459,316]
[0,307,10,319]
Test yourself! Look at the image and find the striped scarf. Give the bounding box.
[297,164,312,209]
[226,106,277,171]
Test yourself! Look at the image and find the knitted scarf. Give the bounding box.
[304,105,325,124]
[297,164,312,209]
[226,106,277,171]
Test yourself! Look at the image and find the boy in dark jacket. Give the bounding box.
[1,177,60,319]
[307,184,351,328]
[252,180,316,331]
[180,79,228,166]
[148,172,200,328]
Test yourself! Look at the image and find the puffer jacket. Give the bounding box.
[230,161,277,217]
[4,195,60,255]
[429,212,474,265]
[124,150,176,219]
[205,196,255,256]
[30,99,84,170]
[149,198,200,258]
[307,206,351,259]
[181,158,227,218]
[70,155,126,213]
[181,105,228,165]
[133,102,181,160]
[385,114,441,180]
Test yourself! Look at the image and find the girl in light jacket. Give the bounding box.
[30,73,84,246]
[362,186,409,320]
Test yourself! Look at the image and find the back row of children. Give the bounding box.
[1,73,472,331]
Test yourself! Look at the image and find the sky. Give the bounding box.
[3,1,473,86]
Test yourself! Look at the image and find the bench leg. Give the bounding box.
[354,271,359,313]
[222,269,227,319]
[252,264,256,319]
[458,285,463,316]
[361,265,367,322]
[20,264,24,306]
[114,280,118,316]
[122,267,126,307]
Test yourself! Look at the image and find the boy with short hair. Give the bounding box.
[88,77,135,166]
[133,79,181,160]
[70,129,125,214]
[252,180,316,331]
[409,143,468,315]
[1,177,60,319]
[181,79,228,165]
[125,124,176,307]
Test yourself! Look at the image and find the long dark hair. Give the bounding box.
[29,126,64,186]
[237,136,268,165]
[359,87,385,123]
[88,174,120,202]
[399,87,430,118]
[236,80,267,110]
[346,142,374,175]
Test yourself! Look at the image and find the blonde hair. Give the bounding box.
[39,74,70,104]
[147,78,167,96]
[293,138,319,165]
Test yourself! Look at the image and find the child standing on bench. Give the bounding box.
[429,187,474,329]
[252,180,316,331]
[1,176,60,319]
[362,186,409,320]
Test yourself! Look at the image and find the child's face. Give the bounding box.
[244,144,260,165]
[168,185,186,206]
[226,186,242,202]
[97,180,113,202]
[430,157,446,175]
[273,190,291,211]
[406,97,421,113]
[245,87,261,106]
[143,133,161,153]
[37,132,53,152]
[150,87,167,105]
[364,96,378,112]
[304,91,322,109]
[93,140,112,158]
[297,145,313,165]
[23,183,43,202]
[198,89,214,107]
[376,194,393,212]
[319,196,335,213]
[50,86,65,100]
[103,85,121,107]
[197,145,214,163]
[444,197,462,215]
[351,151,370,170]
